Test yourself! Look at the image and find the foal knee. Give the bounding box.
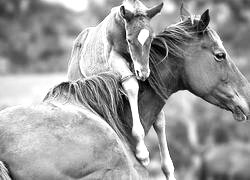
[122,77,139,98]
[161,160,175,177]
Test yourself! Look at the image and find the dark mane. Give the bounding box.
[44,72,128,141]
[148,18,200,100]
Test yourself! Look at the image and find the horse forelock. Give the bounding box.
[44,72,128,142]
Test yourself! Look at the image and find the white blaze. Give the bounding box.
[137,29,149,46]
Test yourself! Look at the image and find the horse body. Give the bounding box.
[70,15,112,78]
[0,77,148,179]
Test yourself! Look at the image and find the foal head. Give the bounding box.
[120,0,163,81]
[177,8,250,121]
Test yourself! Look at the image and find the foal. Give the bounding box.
[67,0,163,166]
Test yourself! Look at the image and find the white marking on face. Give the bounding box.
[137,29,149,46]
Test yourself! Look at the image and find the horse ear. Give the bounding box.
[146,2,164,19]
[197,9,210,32]
[120,6,134,21]
[180,3,191,20]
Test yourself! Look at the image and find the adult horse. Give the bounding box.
[68,0,164,166]
[1,9,250,180]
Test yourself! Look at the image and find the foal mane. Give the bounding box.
[44,72,127,141]
[148,18,201,100]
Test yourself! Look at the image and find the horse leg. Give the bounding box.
[122,77,150,166]
[109,50,149,167]
[153,110,176,180]
[0,161,11,180]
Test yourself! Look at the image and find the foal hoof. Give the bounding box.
[136,147,150,167]
[167,174,177,180]
[141,156,150,167]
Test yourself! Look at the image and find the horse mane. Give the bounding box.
[43,72,128,142]
[148,18,200,100]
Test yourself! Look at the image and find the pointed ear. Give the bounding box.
[197,9,210,32]
[120,6,134,21]
[146,2,164,19]
[180,3,191,20]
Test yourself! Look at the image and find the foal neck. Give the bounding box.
[108,7,132,60]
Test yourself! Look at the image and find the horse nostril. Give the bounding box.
[141,77,146,81]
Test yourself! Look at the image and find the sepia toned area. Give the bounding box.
[0,0,250,179]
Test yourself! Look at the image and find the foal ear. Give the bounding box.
[180,3,191,20]
[197,9,210,32]
[120,6,134,22]
[146,2,164,19]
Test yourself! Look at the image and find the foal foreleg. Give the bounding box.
[109,50,149,166]
[153,110,176,180]
[122,77,149,167]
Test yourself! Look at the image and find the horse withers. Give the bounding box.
[67,0,164,166]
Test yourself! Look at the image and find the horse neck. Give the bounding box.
[109,8,126,41]
[122,56,184,134]
[160,56,186,95]
[106,7,131,56]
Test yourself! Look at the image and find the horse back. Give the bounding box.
[68,14,116,81]
[67,7,128,81]
[0,104,145,179]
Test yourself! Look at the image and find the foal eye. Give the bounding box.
[214,52,226,62]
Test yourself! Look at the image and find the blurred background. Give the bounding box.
[0,0,250,179]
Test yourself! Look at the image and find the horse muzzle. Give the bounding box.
[135,68,150,81]
[231,93,249,121]
[133,61,150,81]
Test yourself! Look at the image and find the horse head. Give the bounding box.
[177,8,250,121]
[119,0,163,81]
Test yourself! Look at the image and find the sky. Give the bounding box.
[43,0,90,12]
[43,0,176,14]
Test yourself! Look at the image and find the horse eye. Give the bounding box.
[214,52,226,61]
